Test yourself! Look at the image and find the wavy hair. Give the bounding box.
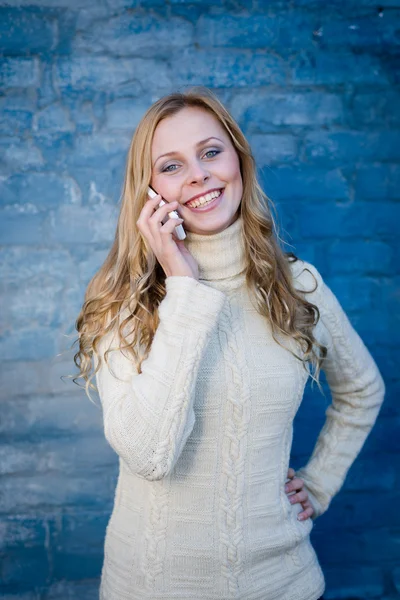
[74,87,327,396]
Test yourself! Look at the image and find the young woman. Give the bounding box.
[75,88,385,600]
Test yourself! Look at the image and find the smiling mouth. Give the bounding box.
[185,188,223,209]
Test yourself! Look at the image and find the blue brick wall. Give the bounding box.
[0,1,399,598]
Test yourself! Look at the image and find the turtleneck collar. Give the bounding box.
[185,214,246,287]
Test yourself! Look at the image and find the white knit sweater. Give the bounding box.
[96,215,385,600]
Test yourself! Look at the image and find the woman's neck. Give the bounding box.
[185,215,246,284]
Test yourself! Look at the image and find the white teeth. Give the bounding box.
[187,189,222,208]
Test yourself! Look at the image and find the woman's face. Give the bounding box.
[150,106,243,235]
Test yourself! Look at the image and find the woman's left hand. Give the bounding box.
[285,468,314,521]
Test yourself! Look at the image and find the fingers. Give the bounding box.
[287,489,308,505]
[284,476,304,494]
[137,194,164,229]
[284,472,314,521]
[297,501,314,521]
[160,215,184,239]
[286,467,295,480]
[137,194,180,248]
[149,200,179,226]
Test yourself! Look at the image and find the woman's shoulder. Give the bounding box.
[287,256,325,297]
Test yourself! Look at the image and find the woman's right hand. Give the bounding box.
[136,193,199,280]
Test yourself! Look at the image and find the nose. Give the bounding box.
[186,159,210,185]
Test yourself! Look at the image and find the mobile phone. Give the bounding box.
[147,186,186,240]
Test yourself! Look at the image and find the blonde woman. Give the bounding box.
[75,88,385,600]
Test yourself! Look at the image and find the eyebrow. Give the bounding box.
[154,136,225,166]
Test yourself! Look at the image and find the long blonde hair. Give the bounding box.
[74,87,326,394]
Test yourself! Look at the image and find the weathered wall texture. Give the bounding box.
[0,0,399,598]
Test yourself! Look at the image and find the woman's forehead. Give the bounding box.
[152,107,228,156]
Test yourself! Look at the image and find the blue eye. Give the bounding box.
[161,149,221,173]
[162,164,179,173]
[204,149,220,159]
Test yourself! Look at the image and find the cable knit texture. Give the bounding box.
[96,215,385,600]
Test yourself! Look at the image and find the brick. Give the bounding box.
[172,49,287,88]
[349,310,393,346]
[0,58,39,90]
[74,5,110,30]
[0,138,44,173]
[0,209,44,245]
[105,98,149,131]
[303,132,400,165]
[0,173,81,209]
[0,435,115,476]
[355,165,400,201]
[0,8,56,54]
[296,0,400,5]
[0,247,74,283]
[0,283,64,331]
[323,275,379,312]
[62,97,95,134]
[0,393,103,439]
[291,202,400,239]
[8,0,104,6]
[37,60,58,109]
[170,0,216,4]
[55,57,171,94]
[323,566,385,599]
[263,166,350,202]
[344,457,396,492]
[64,131,130,169]
[78,248,108,284]
[315,13,400,50]
[287,242,325,271]
[74,13,193,57]
[325,490,400,530]
[380,380,399,417]
[312,527,400,565]
[250,133,298,164]
[0,357,83,398]
[0,516,47,551]
[33,102,74,132]
[0,593,38,600]
[394,566,400,594]
[196,14,313,50]
[351,91,400,126]
[290,51,390,85]
[44,579,100,600]
[51,512,108,580]
[231,91,344,131]
[0,547,49,589]
[0,89,36,112]
[30,131,75,172]
[359,415,400,455]
[0,327,58,361]
[48,204,117,244]
[0,472,116,514]
[327,240,392,275]
[370,346,400,383]
[0,110,32,135]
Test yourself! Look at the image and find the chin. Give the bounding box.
[188,215,238,236]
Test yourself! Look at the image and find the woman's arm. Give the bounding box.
[294,262,385,519]
[96,276,225,481]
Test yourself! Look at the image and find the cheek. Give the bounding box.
[151,176,181,203]
[221,153,242,184]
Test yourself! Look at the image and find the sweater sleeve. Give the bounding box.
[95,276,226,481]
[293,262,385,519]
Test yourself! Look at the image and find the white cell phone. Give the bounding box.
[147,186,186,240]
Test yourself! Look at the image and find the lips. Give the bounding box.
[184,187,224,206]
[184,189,224,213]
